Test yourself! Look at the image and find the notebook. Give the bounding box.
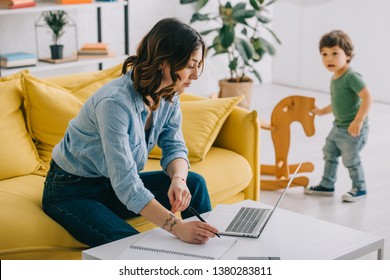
[115,228,237,260]
[206,162,302,238]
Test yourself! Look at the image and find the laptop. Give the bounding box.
[206,163,302,238]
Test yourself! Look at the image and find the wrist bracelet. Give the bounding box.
[171,176,186,183]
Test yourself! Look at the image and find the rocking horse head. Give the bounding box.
[271,95,316,137]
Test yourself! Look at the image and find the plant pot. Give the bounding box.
[50,44,64,60]
[218,79,253,109]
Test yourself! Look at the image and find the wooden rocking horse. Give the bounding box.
[261,95,316,190]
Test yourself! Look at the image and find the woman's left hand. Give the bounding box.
[168,178,191,213]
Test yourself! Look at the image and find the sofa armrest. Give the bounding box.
[214,107,260,201]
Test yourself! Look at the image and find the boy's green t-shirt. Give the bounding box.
[330,68,366,128]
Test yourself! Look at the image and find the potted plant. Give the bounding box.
[43,10,69,60]
[180,0,281,108]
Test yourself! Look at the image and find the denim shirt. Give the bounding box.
[52,71,189,214]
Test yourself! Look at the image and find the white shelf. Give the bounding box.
[0,55,127,76]
[0,1,127,15]
[0,1,129,77]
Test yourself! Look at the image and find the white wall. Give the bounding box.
[128,0,274,96]
[272,0,390,103]
[0,0,274,96]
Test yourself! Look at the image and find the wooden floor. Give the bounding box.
[250,83,390,260]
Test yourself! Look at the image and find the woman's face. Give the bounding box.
[160,48,203,93]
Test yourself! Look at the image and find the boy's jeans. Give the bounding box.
[320,124,369,192]
[42,160,212,247]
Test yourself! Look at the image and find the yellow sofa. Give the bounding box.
[0,65,260,260]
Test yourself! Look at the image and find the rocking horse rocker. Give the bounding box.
[261,95,316,190]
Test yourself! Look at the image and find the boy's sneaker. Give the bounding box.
[341,189,367,202]
[304,185,334,197]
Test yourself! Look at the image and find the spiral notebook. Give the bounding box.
[115,228,237,260]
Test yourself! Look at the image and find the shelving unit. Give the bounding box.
[0,1,129,77]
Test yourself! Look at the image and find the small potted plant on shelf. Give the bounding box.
[43,10,69,60]
[180,0,281,108]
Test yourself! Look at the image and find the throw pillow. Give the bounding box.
[0,71,42,180]
[149,96,243,162]
[21,74,84,164]
[46,63,122,102]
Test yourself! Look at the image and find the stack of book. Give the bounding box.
[78,43,113,58]
[55,0,92,4]
[0,0,36,9]
[0,52,37,68]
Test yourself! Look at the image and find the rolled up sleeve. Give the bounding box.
[158,97,190,171]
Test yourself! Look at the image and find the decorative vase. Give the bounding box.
[218,79,253,109]
[50,45,64,60]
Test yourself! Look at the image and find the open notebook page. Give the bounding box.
[115,228,237,260]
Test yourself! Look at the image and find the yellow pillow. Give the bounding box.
[46,63,122,102]
[149,96,243,162]
[21,74,84,163]
[0,71,42,180]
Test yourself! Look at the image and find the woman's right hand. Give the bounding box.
[172,220,219,244]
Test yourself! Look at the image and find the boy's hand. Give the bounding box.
[311,106,321,115]
[348,119,363,137]
[311,104,332,116]
[311,106,324,116]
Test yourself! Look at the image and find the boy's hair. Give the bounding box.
[319,30,354,63]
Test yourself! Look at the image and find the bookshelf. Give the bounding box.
[0,1,129,77]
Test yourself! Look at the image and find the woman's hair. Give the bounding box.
[319,30,354,63]
[122,18,205,111]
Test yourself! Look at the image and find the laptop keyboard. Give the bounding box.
[225,207,268,234]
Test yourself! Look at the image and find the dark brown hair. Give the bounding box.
[122,18,205,111]
[319,30,354,63]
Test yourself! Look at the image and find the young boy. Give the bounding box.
[305,30,373,202]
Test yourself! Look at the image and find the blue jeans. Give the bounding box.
[42,160,212,247]
[319,124,368,191]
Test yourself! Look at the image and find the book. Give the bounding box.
[0,58,36,68]
[80,42,109,50]
[55,0,92,4]
[0,52,36,68]
[78,49,109,55]
[0,0,35,9]
[0,0,35,5]
[78,42,110,56]
[115,228,237,260]
[0,52,36,61]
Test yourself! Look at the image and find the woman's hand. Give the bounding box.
[168,177,191,213]
[172,220,219,244]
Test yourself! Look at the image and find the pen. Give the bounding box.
[189,206,221,238]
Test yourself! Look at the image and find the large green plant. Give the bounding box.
[180,0,281,82]
[43,11,68,46]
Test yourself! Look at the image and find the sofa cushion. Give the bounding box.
[0,175,87,259]
[0,71,42,180]
[0,174,159,259]
[149,96,243,162]
[145,147,252,206]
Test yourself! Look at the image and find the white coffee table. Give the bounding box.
[82,200,384,260]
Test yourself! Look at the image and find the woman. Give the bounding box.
[42,18,218,247]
